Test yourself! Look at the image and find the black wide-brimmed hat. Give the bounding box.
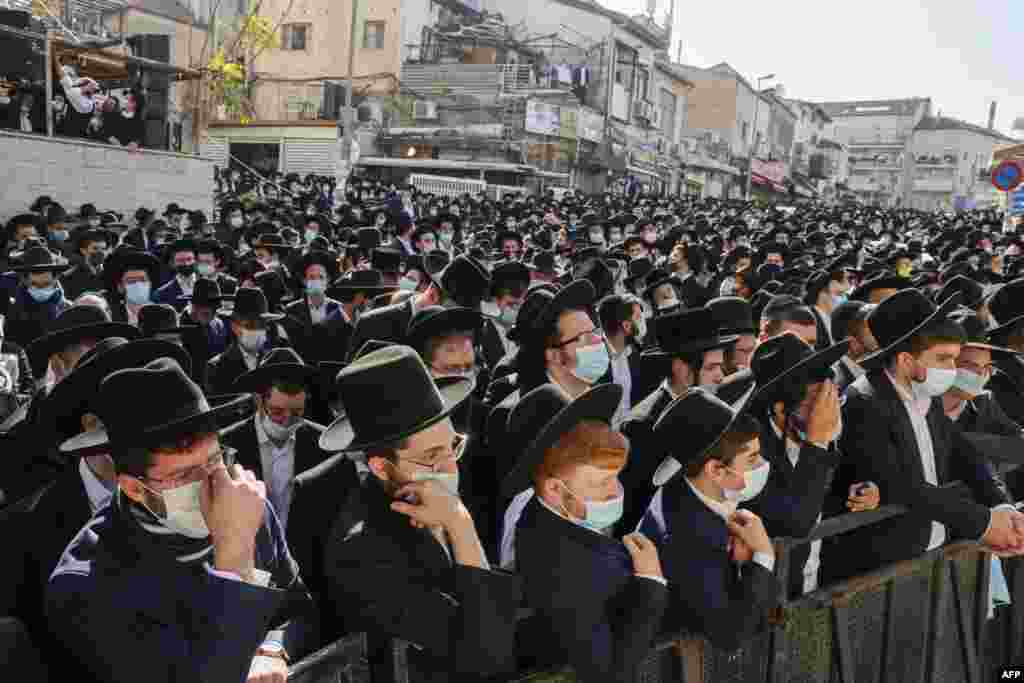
[490,261,531,298]
[989,278,1024,340]
[233,347,318,394]
[747,332,850,409]
[326,269,397,300]
[371,248,402,274]
[438,255,491,308]
[61,357,254,455]
[27,304,140,377]
[849,273,912,302]
[860,291,962,369]
[651,388,743,486]
[10,246,71,274]
[295,249,339,282]
[102,248,161,290]
[222,286,285,321]
[45,337,192,448]
[643,307,739,359]
[253,232,294,254]
[706,296,757,336]
[501,382,622,497]
[948,308,1021,359]
[937,274,986,310]
[319,345,475,452]
[180,277,233,308]
[138,303,198,338]
[530,278,596,335]
[407,306,483,355]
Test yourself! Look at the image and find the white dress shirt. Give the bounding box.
[768,419,822,593]
[608,343,633,428]
[240,346,260,371]
[79,458,114,514]
[255,415,297,530]
[308,297,327,325]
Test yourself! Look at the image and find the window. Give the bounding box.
[363,21,386,49]
[741,121,749,144]
[659,88,676,139]
[281,23,309,50]
[636,69,649,101]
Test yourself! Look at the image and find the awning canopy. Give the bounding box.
[752,174,786,193]
[358,156,534,174]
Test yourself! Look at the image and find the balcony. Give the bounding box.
[399,63,576,100]
[914,176,955,193]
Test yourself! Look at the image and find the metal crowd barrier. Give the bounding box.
[408,173,487,199]
[287,632,369,682]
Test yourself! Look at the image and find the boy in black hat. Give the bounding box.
[102,248,161,325]
[196,239,238,294]
[60,228,109,300]
[638,389,778,650]
[48,358,316,683]
[322,346,522,682]
[207,287,287,396]
[827,290,1024,583]
[153,240,199,311]
[282,251,341,364]
[501,383,668,681]
[4,247,73,348]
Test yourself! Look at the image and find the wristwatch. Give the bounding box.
[256,643,290,663]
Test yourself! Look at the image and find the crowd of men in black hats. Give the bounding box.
[3,169,1024,683]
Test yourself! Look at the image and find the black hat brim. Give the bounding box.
[28,322,142,378]
[748,338,851,407]
[531,279,596,335]
[319,375,474,452]
[651,388,741,487]
[641,333,740,359]
[988,314,1024,341]
[233,362,319,394]
[860,293,962,370]
[59,392,255,455]
[501,383,622,497]
[10,262,73,274]
[407,308,483,351]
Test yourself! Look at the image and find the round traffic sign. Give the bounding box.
[992,160,1023,192]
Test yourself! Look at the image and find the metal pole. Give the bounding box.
[745,91,760,200]
[44,31,54,137]
[341,0,359,183]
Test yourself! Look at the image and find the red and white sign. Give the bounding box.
[751,158,786,184]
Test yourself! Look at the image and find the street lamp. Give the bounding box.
[744,73,775,200]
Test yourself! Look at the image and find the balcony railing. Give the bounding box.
[399,63,576,100]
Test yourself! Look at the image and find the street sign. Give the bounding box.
[992,160,1023,192]
[1010,188,1024,216]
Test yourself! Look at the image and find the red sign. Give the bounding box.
[751,158,786,184]
[992,160,1023,192]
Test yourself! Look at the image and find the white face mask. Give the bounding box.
[413,470,460,497]
[142,480,210,539]
[912,365,958,400]
[953,368,988,397]
[262,410,301,443]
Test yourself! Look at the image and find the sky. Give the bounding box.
[596,0,1024,137]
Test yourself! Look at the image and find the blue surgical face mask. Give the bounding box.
[398,277,419,291]
[306,279,326,296]
[50,230,69,242]
[29,285,57,302]
[559,480,624,531]
[570,341,610,384]
[832,293,848,308]
[124,281,151,305]
[499,303,519,326]
[953,368,988,397]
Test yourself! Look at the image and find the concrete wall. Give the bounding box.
[680,72,738,146]
[0,131,215,221]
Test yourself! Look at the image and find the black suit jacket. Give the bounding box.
[59,265,103,301]
[989,356,1024,427]
[323,476,522,682]
[321,309,355,364]
[823,370,1009,583]
[206,344,252,396]
[0,467,92,678]
[345,298,415,362]
[675,273,711,308]
[712,369,757,408]
[282,297,342,364]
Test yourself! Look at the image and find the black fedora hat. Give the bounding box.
[295,249,339,282]
[27,304,140,378]
[326,269,397,300]
[406,306,483,355]
[102,249,161,290]
[642,307,739,359]
[937,274,985,310]
[531,279,596,336]
[747,332,850,410]
[45,337,192,448]
[489,261,531,299]
[180,277,233,308]
[500,382,622,497]
[707,296,757,336]
[989,278,1024,340]
[507,283,560,344]
[138,303,198,338]
[357,227,382,251]
[849,273,912,302]
[233,347,318,394]
[253,232,294,254]
[222,286,285,321]
[860,291,962,369]
[651,388,744,486]
[438,255,491,308]
[10,246,71,274]
[62,357,254,455]
[319,345,474,452]
[948,308,1020,358]
[371,248,402,274]
[529,251,559,277]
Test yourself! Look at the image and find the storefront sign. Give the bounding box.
[525,100,561,136]
[751,158,785,184]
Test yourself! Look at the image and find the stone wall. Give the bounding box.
[0,131,215,220]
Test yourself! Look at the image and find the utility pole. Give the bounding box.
[338,0,359,195]
[744,73,774,200]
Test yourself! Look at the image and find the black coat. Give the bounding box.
[320,308,355,364]
[0,467,92,679]
[989,356,1024,427]
[206,338,292,396]
[638,476,778,651]
[674,273,711,308]
[953,392,1024,500]
[617,385,676,534]
[282,297,342,364]
[823,370,1010,583]
[323,475,522,682]
[1,339,35,394]
[59,264,103,301]
[516,496,668,682]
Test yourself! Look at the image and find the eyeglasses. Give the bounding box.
[139,446,236,489]
[401,434,467,472]
[552,328,604,349]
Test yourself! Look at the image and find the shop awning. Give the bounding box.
[358,156,533,174]
[627,165,663,180]
[752,174,786,193]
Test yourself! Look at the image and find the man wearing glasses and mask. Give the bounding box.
[322,345,521,683]
[48,358,316,683]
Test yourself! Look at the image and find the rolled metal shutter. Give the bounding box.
[283,139,338,177]
[201,137,228,165]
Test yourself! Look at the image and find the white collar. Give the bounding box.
[684,476,736,521]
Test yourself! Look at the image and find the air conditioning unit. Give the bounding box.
[413,101,439,120]
[356,101,383,126]
[656,138,666,153]
[669,143,680,157]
